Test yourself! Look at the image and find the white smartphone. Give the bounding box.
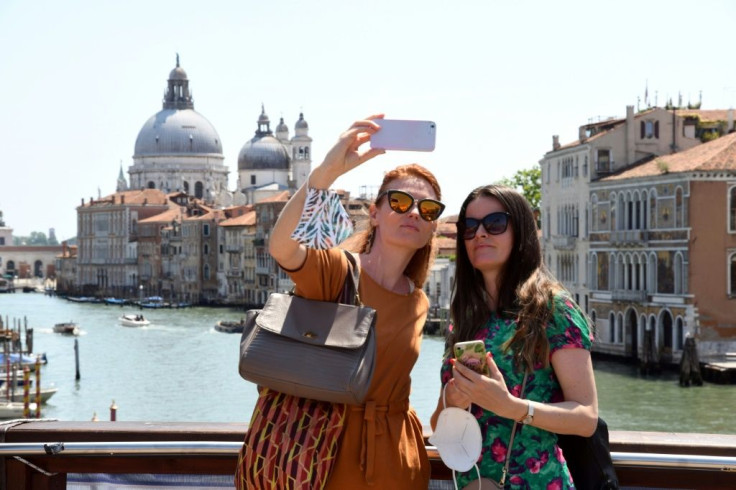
[453,340,489,376]
[370,119,437,151]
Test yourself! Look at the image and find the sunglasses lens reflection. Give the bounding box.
[419,201,443,221]
[388,191,413,213]
[484,213,508,234]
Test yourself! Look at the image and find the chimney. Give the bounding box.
[728,109,734,133]
[552,135,560,150]
[578,126,587,142]
[625,105,635,165]
[81,198,84,206]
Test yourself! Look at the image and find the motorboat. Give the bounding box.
[0,401,38,419]
[0,385,58,404]
[214,320,245,334]
[53,322,80,336]
[138,296,170,309]
[0,352,46,368]
[119,314,150,327]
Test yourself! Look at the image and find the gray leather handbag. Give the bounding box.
[238,251,377,405]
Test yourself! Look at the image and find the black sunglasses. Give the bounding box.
[376,189,446,222]
[459,212,511,240]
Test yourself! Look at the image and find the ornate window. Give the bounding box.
[729,186,736,232]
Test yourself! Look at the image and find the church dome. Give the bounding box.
[295,112,308,130]
[169,65,188,80]
[238,134,290,170]
[134,109,223,156]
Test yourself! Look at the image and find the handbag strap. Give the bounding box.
[498,371,529,487]
[339,250,363,306]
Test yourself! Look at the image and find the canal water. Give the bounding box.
[1,293,735,434]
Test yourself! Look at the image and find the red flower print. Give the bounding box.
[491,438,507,463]
[546,477,564,490]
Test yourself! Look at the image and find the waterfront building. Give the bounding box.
[219,206,256,305]
[127,56,229,201]
[55,242,77,292]
[590,131,736,361]
[75,189,169,296]
[253,191,292,305]
[540,103,736,363]
[237,107,313,203]
[0,211,62,279]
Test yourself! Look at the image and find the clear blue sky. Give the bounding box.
[1,0,735,241]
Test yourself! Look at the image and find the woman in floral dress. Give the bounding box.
[430,184,598,489]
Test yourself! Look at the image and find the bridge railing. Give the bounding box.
[1,420,735,489]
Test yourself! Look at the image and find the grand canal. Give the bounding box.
[1,293,735,434]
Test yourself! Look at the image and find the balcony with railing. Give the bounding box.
[612,289,649,302]
[610,230,649,246]
[552,235,577,250]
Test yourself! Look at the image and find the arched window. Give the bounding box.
[609,312,615,343]
[729,252,736,297]
[675,187,684,228]
[195,182,204,199]
[729,186,736,232]
[183,181,190,193]
[676,317,684,350]
[147,181,155,189]
[204,264,210,280]
[674,252,684,294]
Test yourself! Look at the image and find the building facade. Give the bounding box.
[541,103,736,363]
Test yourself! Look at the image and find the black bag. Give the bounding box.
[557,418,619,490]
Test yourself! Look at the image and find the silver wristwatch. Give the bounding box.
[520,401,534,425]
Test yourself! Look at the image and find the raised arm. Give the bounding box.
[269,117,385,270]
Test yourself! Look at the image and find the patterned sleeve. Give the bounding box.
[290,187,353,249]
[547,294,594,355]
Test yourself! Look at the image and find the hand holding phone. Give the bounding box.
[453,340,489,376]
[369,119,436,151]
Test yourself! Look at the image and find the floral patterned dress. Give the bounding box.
[440,295,593,489]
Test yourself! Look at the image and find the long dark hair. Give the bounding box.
[449,184,562,370]
[343,163,441,288]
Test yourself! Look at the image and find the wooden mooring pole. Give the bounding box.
[74,338,81,381]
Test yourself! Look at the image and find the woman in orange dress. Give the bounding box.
[247,115,444,489]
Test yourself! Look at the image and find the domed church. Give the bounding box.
[127,56,228,202]
[236,106,312,203]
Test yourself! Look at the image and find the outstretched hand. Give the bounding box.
[311,115,387,188]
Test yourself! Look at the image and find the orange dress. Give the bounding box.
[288,248,431,489]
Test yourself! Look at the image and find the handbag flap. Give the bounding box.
[256,293,375,349]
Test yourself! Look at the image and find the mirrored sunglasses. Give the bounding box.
[376,189,445,222]
[460,212,511,240]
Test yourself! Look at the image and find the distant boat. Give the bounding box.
[0,401,38,419]
[104,297,127,306]
[53,322,79,336]
[0,352,46,368]
[139,296,170,309]
[119,314,150,327]
[0,385,58,404]
[214,320,246,334]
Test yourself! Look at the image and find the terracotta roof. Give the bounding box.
[138,204,183,224]
[82,188,169,208]
[601,131,736,181]
[435,236,456,255]
[223,205,254,218]
[220,210,257,227]
[257,190,290,203]
[677,109,732,122]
